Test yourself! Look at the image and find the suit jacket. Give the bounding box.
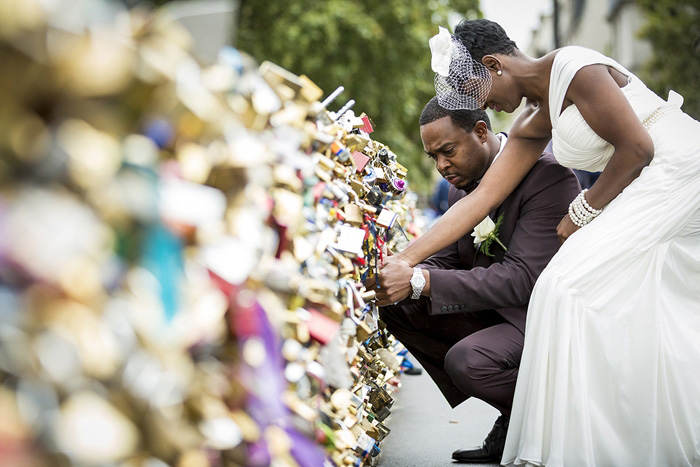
[421,152,580,333]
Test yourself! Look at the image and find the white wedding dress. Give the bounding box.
[502,46,700,466]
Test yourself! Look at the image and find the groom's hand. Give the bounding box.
[372,261,414,306]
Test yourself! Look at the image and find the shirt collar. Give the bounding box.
[491,132,507,167]
[474,132,507,187]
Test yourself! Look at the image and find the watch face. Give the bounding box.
[411,271,426,288]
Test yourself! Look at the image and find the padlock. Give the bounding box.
[377,148,390,165]
[350,150,370,173]
[363,167,377,185]
[344,204,364,227]
[298,75,324,103]
[390,177,406,194]
[344,134,370,152]
[366,187,383,207]
[349,179,367,198]
[357,113,374,134]
[373,167,388,182]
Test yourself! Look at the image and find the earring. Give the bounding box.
[497,70,502,76]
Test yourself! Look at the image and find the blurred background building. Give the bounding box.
[527,0,652,74]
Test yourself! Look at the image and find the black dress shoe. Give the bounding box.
[452,415,509,463]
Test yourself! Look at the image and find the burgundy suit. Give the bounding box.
[381,152,580,415]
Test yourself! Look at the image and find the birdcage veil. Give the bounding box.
[430,28,492,110]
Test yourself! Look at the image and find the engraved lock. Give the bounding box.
[355,322,374,342]
[367,381,393,413]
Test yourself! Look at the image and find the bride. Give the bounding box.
[391,19,700,466]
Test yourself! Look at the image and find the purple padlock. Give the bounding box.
[391,178,406,193]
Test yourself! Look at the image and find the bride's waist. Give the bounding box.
[642,104,682,130]
[640,90,684,129]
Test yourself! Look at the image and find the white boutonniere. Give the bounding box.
[429,26,454,77]
[471,214,507,257]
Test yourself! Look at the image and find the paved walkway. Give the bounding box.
[378,368,501,467]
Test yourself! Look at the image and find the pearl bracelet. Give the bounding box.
[568,189,602,227]
[568,204,586,227]
[578,189,602,215]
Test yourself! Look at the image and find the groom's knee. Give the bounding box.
[445,341,496,396]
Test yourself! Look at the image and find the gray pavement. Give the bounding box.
[378,369,501,467]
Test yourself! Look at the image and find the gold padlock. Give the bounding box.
[344,134,370,152]
[298,75,323,103]
[343,203,364,227]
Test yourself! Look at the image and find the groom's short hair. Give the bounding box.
[419,96,491,132]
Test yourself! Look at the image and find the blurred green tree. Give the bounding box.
[236,0,481,193]
[636,0,700,118]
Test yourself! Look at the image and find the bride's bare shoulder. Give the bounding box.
[511,99,552,140]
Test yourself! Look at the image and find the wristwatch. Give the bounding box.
[410,267,426,299]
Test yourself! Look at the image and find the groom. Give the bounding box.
[370,97,579,462]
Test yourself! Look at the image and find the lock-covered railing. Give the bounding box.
[0,1,423,466]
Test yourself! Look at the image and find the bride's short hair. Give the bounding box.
[454,19,518,64]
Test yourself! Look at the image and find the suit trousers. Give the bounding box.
[381,297,523,416]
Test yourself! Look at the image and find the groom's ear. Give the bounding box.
[481,55,502,74]
[473,120,489,142]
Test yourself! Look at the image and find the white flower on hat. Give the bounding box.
[429,26,454,77]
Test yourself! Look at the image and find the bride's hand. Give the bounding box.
[556,214,580,244]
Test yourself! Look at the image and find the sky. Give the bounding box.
[480,0,552,50]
